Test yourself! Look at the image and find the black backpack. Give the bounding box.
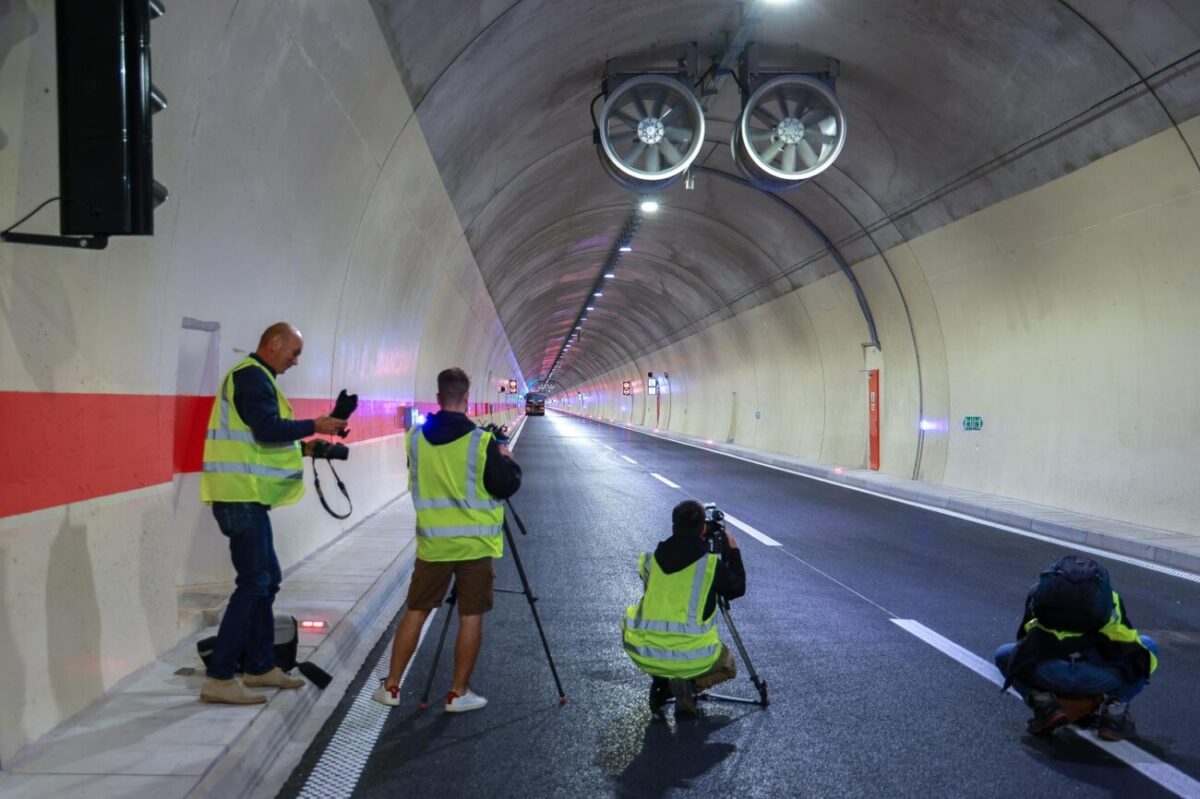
[1030,555,1114,632]
[197,615,332,689]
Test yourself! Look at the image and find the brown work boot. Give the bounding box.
[244,667,305,689]
[200,677,267,704]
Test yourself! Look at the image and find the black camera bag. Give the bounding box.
[197,615,332,689]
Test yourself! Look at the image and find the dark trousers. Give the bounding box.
[208,502,281,679]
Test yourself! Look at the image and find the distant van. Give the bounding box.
[526,392,546,416]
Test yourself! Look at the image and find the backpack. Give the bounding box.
[1030,556,1114,632]
[197,615,332,689]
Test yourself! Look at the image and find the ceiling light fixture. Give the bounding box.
[604,272,615,278]
[640,200,659,213]
[619,245,632,253]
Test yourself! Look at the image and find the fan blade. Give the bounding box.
[636,90,652,118]
[775,87,791,119]
[782,144,797,173]
[749,130,775,143]
[653,87,668,117]
[614,109,642,130]
[647,146,661,173]
[660,138,684,166]
[625,142,646,165]
[797,139,819,168]
[762,140,785,164]
[664,125,694,141]
[609,130,638,143]
[752,106,781,127]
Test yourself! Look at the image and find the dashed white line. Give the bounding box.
[723,512,782,547]
[621,455,638,465]
[892,619,1200,799]
[651,473,681,489]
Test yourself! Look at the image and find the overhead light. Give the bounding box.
[593,291,603,297]
[604,272,615,278]
[619,245,632,253]
[640,199,659,213]
[586,306,594,311]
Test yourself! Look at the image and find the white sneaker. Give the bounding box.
[371,678,399,707]
[444,689,488,713]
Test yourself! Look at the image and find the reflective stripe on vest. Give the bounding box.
[199,358,305,508]
[622,551,721,678]
[407,425,504,562]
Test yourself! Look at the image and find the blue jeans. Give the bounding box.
[994,637,1158,704]
[208,503,281,680]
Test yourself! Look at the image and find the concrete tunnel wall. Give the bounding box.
[563,120,1200,536]
[0,0,522,762]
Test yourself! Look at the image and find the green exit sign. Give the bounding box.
[962,416,983,431]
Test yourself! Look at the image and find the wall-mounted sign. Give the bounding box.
[622,381,631,396]
[508,379,518,393]
[497,381,507,393]
[647,377,658,396]
[962,416,983,431]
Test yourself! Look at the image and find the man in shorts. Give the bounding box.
[373,368,521,712]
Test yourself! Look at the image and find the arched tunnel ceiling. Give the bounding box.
[369,0,1200,390]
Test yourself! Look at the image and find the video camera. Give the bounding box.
[702,502,729,555]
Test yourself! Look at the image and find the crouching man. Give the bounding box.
[622,499,745,719]
[995,555,1158,740]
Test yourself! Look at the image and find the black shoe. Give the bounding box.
[649,680,669,720]
[1026,695,1069,736]
[1098,700,1135,742]
[669,678,698,717]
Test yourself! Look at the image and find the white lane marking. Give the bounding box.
[892,619,1200,799]
[621,455,638,465]
[651,473,681,489]
[573,416,1200,585]
[600,443,614,452]
[723,512,782,547]
[508,417,527,449]
[297,610,438,798]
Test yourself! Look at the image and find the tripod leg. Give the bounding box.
[503,519,567,703]
[719,601,769,707]
[417,584,458,709]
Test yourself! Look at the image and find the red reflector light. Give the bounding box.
[300,620,326,630]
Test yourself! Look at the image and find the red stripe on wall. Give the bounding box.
[0,392,464,518]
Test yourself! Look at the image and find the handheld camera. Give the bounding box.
[480,422,510,444]
[702,502,729,555]
[330,389,358,437]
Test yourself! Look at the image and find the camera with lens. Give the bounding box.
[702,502,729,555]
[308,439,349,460]
[330,389,358,437]
[479,422,510,444]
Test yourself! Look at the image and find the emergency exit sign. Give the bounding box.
[962,416,983,431]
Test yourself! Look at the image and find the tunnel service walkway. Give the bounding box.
[2,411,1198,798]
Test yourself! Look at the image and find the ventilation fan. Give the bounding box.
[597,75,705,191]
[732,75,846,191]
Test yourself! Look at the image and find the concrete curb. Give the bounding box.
[186,515,416,798]
[570,412,1200,577]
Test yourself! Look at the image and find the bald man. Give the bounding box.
[199,322,344,704]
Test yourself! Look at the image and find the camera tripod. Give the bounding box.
[417,499,567,707]
[694,595,769,707]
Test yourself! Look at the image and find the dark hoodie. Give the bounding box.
[414,411,522,499]
[653,533,746,620]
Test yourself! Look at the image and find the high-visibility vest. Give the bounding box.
[407,425,504,562]
[1026,590,1159,674]
[199,357,305,508]
[622,551,721,679]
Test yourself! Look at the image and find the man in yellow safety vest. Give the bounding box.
[623,499,746,718]
[198,322,345,705]
[372,367,521,713]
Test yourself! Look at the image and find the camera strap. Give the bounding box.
[312,458,353,520]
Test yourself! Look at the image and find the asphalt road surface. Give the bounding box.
[280,411,1200,798]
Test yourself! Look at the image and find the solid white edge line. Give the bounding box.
[722,512,782,547]
[621,455,638,464]
[563,414,1200,585]
[297,609,439,798]
[892,619,1200,799]
[650,473,681,489]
